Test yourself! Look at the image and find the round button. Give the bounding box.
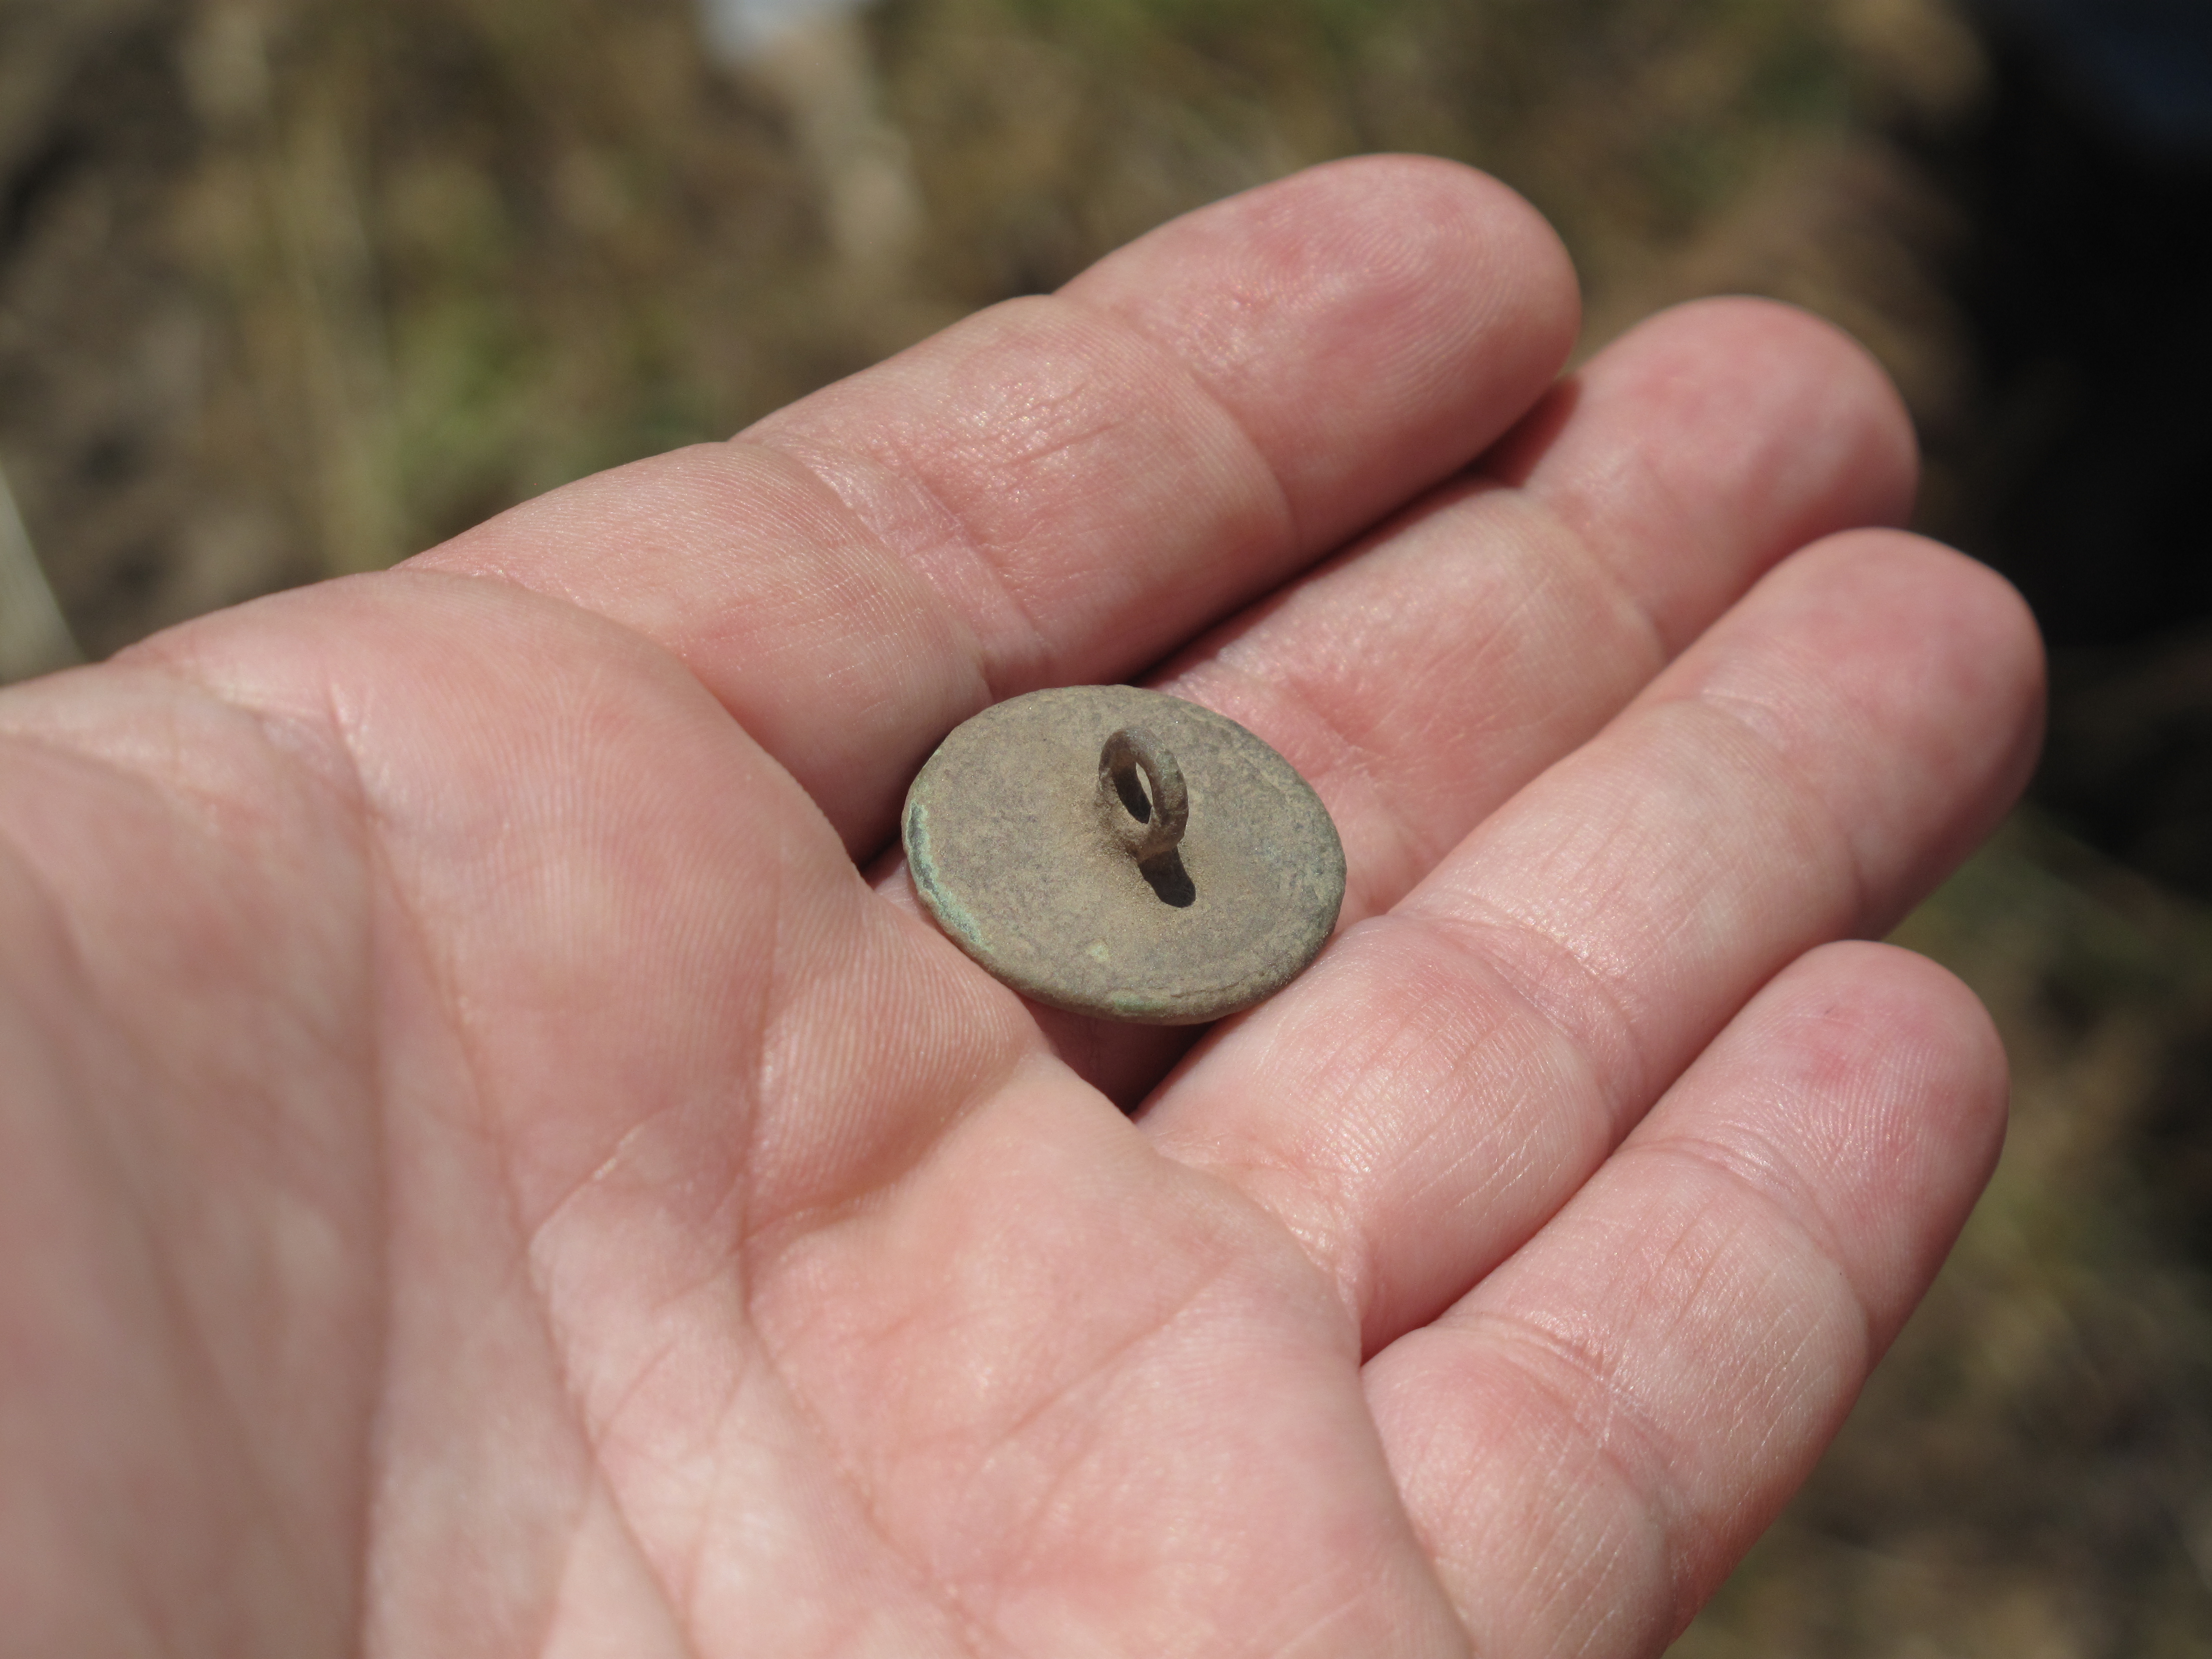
[902,687,1346,1023]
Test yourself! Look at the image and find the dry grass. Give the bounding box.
[1,0,1971,650]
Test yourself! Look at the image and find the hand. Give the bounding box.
[0,157,2040,1656]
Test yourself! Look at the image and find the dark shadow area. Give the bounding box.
[1138,850,1195,909]
[1934,1,2212,899]
[2141,1020,2212,1266]
[1107,743,1195,904]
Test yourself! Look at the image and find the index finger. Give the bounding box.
[411,157,1578,855]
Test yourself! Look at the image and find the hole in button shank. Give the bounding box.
[1098,726,1187,866]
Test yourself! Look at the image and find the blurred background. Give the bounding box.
[1,0,2208,1648]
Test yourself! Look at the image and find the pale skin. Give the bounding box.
[0,157,2042,1655]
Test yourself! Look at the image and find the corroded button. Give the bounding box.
[902,686,1345,1023]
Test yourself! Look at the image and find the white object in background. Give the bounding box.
[696,0,873,65]
[0,462,80,684]
[695,0,923,274]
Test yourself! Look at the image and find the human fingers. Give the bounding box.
[1362,942,2007,1657]
[412,156,1577,857]
[1143,532,2041,1347]
[1161,296,1917,931]
[881,298,1919,1103]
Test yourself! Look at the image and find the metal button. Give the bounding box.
[901,686,1346,1023]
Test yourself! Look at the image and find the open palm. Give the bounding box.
[0,158,2040,1657]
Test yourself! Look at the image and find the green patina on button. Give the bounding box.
[902,686,1346,1024]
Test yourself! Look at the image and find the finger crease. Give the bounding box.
[1616,1132,1873,1358]
[1675,686,1877,937]
[1056,289,1303,558]
[737,431,1052,708]
[1456,1303,1721,1615]
[1509,480,1671,677]
[1408,898,1651,1138]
